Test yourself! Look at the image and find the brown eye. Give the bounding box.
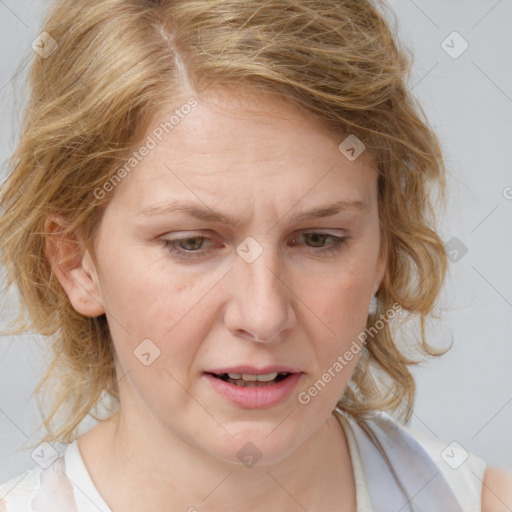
[161,235,212,259]
[303,232,331,248]
[176,237,204,251]
[294,231,349,254]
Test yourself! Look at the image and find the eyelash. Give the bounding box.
[160,232,349,260]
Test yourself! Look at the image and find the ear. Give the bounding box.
[371,233,388,297]
[44,215,105,317]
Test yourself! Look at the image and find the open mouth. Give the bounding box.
[206,372,292,387]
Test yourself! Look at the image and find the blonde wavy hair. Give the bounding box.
[0,0,448,446]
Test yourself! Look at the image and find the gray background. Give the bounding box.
[0,0,511,483]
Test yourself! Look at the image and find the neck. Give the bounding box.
[79,406,356,512]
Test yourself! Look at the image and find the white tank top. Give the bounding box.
[333,408,486,511]
[0,409,487,511]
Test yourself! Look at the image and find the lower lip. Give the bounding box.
[204,373,303,409]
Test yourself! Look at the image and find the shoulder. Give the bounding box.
[0,466,43,511]
[481,466,512,512]
[402,425,487,508]
[356,410,489,510]
[0,450,78,512]
[398,417,512,512]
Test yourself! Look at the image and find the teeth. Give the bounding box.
[227,372,280,382]
[254,372,278,382]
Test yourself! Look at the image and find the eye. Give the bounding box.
[291,231,349,255]
[161,235,212,259]
[160,231,349,260]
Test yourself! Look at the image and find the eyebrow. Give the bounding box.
[137,199,368,225]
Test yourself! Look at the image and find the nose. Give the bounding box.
[223,238,298,345]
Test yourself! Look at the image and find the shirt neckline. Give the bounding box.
[64,440,112,512]
[65,410,371,512]
[333,408,374,511]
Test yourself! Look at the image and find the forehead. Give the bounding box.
[109,87,378,215]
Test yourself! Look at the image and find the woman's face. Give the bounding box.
[82,87,386,465]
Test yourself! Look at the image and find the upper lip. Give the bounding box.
[206,365,303,375]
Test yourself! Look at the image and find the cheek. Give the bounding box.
[299,260,375,400]
[96,242,196,335]
[98,253,222,390]
[307,264,374,339]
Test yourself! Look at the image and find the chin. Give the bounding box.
[203,425,305,468]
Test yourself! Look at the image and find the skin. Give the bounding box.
[46,87,512,511]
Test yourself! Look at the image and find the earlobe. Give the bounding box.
[44,216,105,317]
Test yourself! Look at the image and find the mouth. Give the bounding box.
[203,368,303,408]
[206,371,293,387]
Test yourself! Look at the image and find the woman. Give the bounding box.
[0,0,510,510]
